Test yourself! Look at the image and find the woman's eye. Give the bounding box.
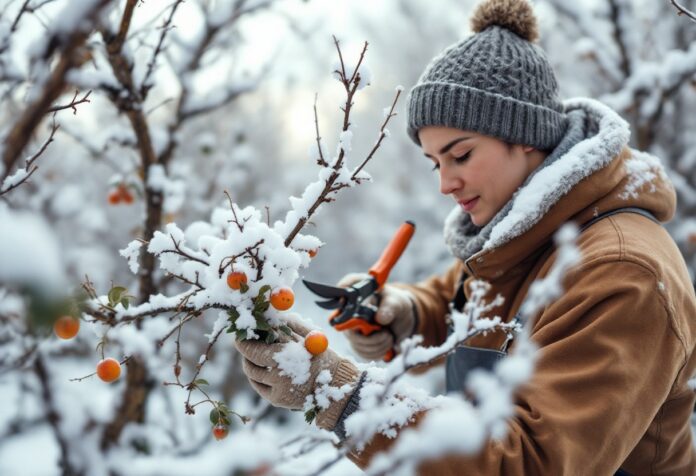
[454,151,472,163]
[430,151,471,171]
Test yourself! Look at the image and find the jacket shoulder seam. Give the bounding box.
[572,256,689,385]
[607,216,626,261]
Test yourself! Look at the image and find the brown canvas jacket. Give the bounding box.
[345,99,696,475]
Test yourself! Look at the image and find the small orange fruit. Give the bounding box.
[97,358,121,382]
[308,249,318,258]
[304,330,328,356]
[108,189,122,205]
[226,271,248,290]
[270,287,294,311]
[212,424,229,441]
[53,315,80,340]
[120,187,134,204]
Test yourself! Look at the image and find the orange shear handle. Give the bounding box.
[329,313,396,362]
[368,221,416,289]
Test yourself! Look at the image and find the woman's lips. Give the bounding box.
[460,196,479,212]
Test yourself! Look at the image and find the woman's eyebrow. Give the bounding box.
[423,136,472,158]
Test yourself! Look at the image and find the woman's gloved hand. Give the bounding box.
[336,273,418,361]
[233,318,360,431]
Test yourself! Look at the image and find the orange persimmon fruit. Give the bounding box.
[304,330,328,356]
[53,315,80,340]
[212,424,229,441]
[108,189,122,205]
[270,287,294,311]
[226,271,248,290]
[120,187,134,204]
[97,358,121,383]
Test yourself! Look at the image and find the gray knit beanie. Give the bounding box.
[407,0,567,150]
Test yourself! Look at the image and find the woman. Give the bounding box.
[235,0,696,474]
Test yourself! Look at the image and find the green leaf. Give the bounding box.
[279,325,292,336]
[240,282,249,294]
[108,286,127,305]
[235,329,248,341]
[254,315,271,331]
[227,307,240,322]
[120,298,130,309]
[209,408,231,426]
[194,379,209,386]
[304,408,317,424]
[258,285,271,297]
[264,331,277,344]
[209,408,221,425]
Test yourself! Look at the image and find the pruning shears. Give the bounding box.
[302,221,416,362]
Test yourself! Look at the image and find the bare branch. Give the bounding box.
[46,89,92,114]
[179,83,255,120]
[35,353,80,475]
[157,0,276,166]
[0,116,59,197]
[140,0,185,98]
[101,0,168,302]
[608,0,633,77]
[164,234,211,267]
[313,93,328,167]
[1,0,112,182]
[109,0,138,55]
[283,40,400,248]
[352,88,402,180]
[9,0,32,34]
[545,0,624,86]
[671,0,696,22]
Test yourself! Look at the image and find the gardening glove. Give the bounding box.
[234,318,361,432]
[337,272,418,361]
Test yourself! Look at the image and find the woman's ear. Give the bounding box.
[522,145,535,153]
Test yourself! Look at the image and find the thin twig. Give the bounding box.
[140,0,185,97]
[0,116,59,196]
[313,93,328,166]
[162,234,211,266]
[352,89,401,180]
[69,356,132,382]
[670,0,696,22]
[224,190,244,232]
[47,89,92,114]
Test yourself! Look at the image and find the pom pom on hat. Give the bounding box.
[470,0,539,42]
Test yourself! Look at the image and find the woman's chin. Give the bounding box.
[469,212,491,227]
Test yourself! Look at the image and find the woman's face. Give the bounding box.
[419,126,544,227]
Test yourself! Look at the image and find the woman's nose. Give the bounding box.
[439,164,463,195]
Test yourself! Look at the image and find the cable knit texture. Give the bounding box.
[407,0,567,149]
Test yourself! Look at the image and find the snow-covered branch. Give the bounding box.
[0,116,59,197]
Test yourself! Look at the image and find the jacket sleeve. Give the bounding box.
[345,260,688,475]
[391,259,465,348]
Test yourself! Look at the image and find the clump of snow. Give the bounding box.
[331,61,372,90]
[338,129,353,156]
[619,149,669,200]
[0,204,66,294]
[119,240,143,274]
[310,369,354,411]
[273,340,311,385]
